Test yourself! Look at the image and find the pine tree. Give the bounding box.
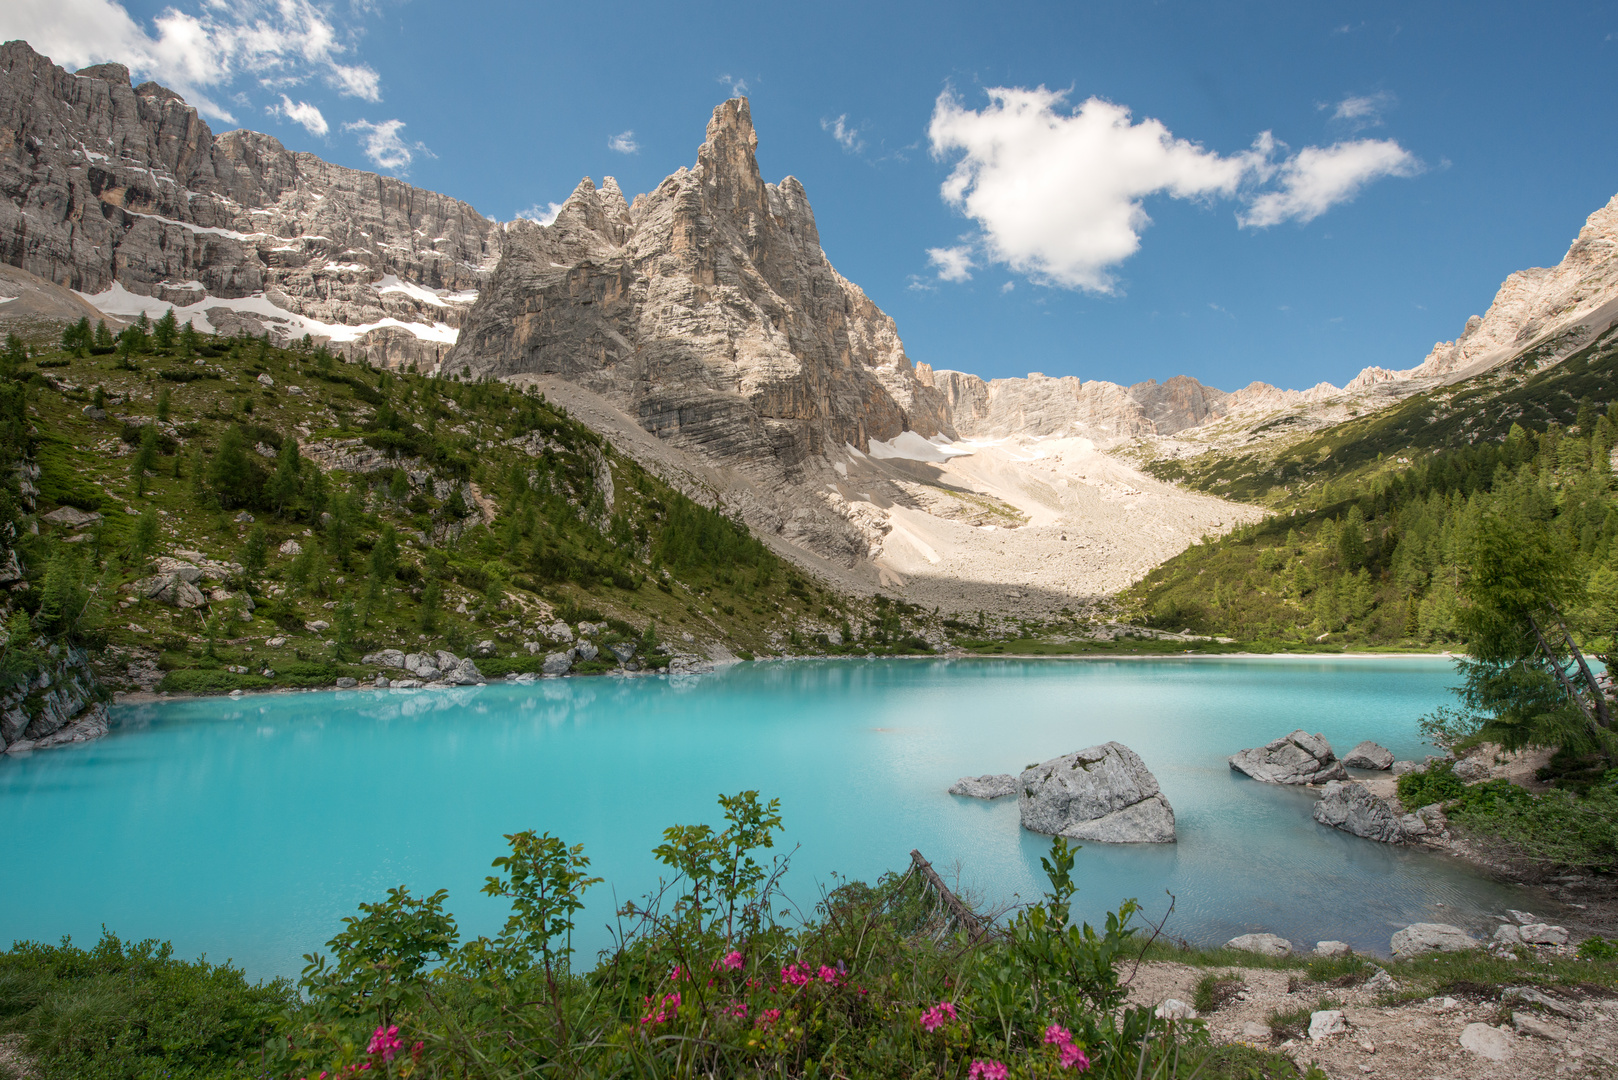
[153,308,178,349]
[130,424,160,497]
[156,385,171,423]
[92,320,114,351]
[206,425,252,506]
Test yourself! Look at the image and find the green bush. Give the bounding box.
[0,930,294,1080]
[156,669,271,694]
[1396,761,1466,809]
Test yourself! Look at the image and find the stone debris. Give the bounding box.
[1017,742,1175,843]
[1155,999,1197,1021]
[949,774,1017,799]
[278,539,302,556]
[1225,933,1292,957]
[1312,780,1405,843]
[1342,740,1394,770]
[1308,1010,1349,1040]
[1228,730,1347,785]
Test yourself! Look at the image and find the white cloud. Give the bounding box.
[1237,139,1418,227]
[0,0,383,121]
[516,202,565,227]
[268,94,328,137]
[927,245,975,283]
[344,118,430,172]
[1000,281,1014,293]
[927,86,1418,291]
[607,130,639,155]
[1326,91,1394,130]
[821,114,863,153]
[718,73,749,96]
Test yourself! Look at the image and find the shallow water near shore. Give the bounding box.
[0,656,1542,978]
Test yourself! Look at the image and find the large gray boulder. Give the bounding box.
[949,774,1016,799]
[1229,730,1347,785]
[362,649,408,670]
[1391,923,1477,956]
[1017,743,1175,843]
[1226,933,1292,956]
[608,641,637,663]
[445,658,485,686]
[575,641,599,663]
[1312,781,1405,843]
[543,651,574,676]
[1343,740,1394,770]
[140,573,206,609]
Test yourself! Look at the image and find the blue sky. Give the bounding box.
[9,1,1618,391]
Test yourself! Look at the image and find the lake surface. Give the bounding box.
[0,657,1540,978]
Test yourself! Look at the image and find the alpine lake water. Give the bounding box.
[1,656,1546,979]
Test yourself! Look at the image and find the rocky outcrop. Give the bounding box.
[448,99,951,526]
[1343,741,1394,770]
[0,40,498,367]
[1229,730,1347,785]
[1017,742,1175,843]
[948,774,1016,799]
[1,642,108,754]
[1311,780,1405,843]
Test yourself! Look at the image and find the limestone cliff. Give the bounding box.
[450,100,952,486]
[0,40,499,368]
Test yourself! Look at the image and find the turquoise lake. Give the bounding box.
[0,656,1542,978]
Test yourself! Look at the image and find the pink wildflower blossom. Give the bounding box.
[639,991,681,1024]
[723,1000,749,1019]
[817,964,842,985]
[1060,1043,1091,1071]
[780,963,811,987]
[968,1060,1009,1080]
[719,950,744,970]
[760,1008,782,1026]
[918,1001,958,1032]
[1044,1022,1072,1046]
[367,1025,402,1062]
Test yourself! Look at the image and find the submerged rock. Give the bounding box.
[1229,730,1346,785]
[1312,781,1405,843]
[1017,743,1175,843]
[1343,740,1394,770]
[949,774,1017,799]
[1226,933,1292,957]
[1391,923,1477,956]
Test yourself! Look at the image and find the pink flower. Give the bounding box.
[760,1008,782,1026]
[639,991,681,1024]
[968,1061,1009,1080]
[367,1025,402,1062]
[780,963,811,987]
[719,950,744,970]
[1044,1022,1072,1046]
[723,1000,749,1019]
[817,964,843,985]
[669,965,686,982]
[1060,1043,1091,1071]
[919,1001,958,1032]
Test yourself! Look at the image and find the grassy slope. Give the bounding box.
[8,332,968,691]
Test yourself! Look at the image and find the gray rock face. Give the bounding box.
[1312,781,1405,843]
[140,572,205,608]
[574,641,599,663]
[1391,923,1477,956]
[445,658,485,686]
[0,41,498,368]
[608,641,637,663]
[0,645,107,751]
[362,649,407,669]
[447,99,953,562]
[1229,730,1347,785]
[543,651,574,676]
[1017,743,1175,843]
[949,774,1017,799]
[1226,933,1292,957]
[1343,741,1394,770]
[1519,923,1569,946]
[1453,758,1491,782]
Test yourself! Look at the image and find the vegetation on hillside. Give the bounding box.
[0,317,955,695]
[1128,399,1618,649]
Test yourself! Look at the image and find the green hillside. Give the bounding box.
[0,317,929,695]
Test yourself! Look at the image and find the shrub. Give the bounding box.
[1396,761,1466,809]
[156,669,272,694]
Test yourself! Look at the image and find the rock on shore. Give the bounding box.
[1391,923,1477,956]
[1018,743,1175,843]
[949,774,1017,799]
[1229,730,1347,785]
[1343,740,1394,770]
[1312,780,1406,843]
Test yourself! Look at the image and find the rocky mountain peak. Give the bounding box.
[696,98,767,216]
[71,60,131,85]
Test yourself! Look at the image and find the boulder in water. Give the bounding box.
[949,774,1016,799]
[1343,740,1394,770]
[1312,781,1405,843]
[1017,743,1175,843]
[1229,730,1346,785]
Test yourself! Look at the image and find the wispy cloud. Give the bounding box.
[1325,91,1394,131]
[268,94,327,137]
[717,73,750,96]
[607,130,639,155]
[926,85,1420,292]
[344,118,431,173]
[0,0,384,121]
[927,245,975,283]
[821,114,864,154]
[516,202,565,227]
